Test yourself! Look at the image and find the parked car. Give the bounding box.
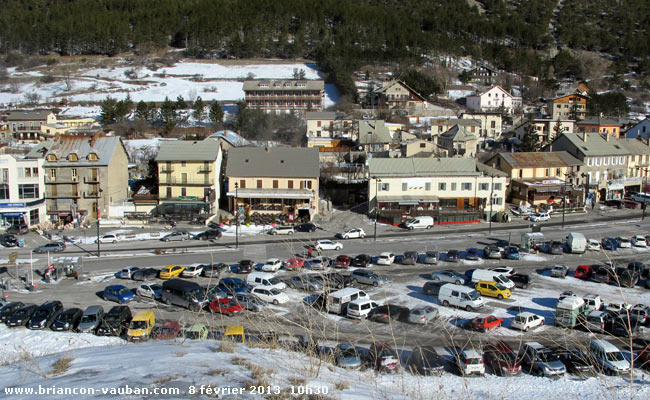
[27,301,63,330]
[630,304,650,325]
[529,212,550,222]
[591,266,613,284]
[376,252,395,265]
[519,342,566,377]
[613,267,639,288]
[503,246,520,260]
[185,324,209,340]
[574,265,594,280]
[550,264,569,278]
[118,267,139,279]
[103,285,135,304]
[422,281,446,296]
[160,231,191,242]
[97,305,132,336]
[632,235,648,247]
[34,242,65,253]
[182,264,204,278]
[0,233,18,247]
[0,302,23,323]
[350,270,388,286]
[511,312,545,331]
[465,248,480,260]
[6,223,28,235]
[287,275,323,292]
[554,346,596,376]
[407,305,438,324]
[589,339,630,375]
[269,225,294,235]
[367,342,400,372]
[201,263,227,278]
[233,293,266,312]
[445,250,460,262]
[483,245,502,259]
[628,261,647,278]
[401,251,419,265]
[311,272,351,290]
[136,282,162,300]
[159,265,185,279]
[475,281,511,299]
[624,199,639,208]
[202,285,228,302]
[209,298,244,316]
[131,267,159,281]
[333,255,352,268]
[51,308,83,331]
[194,229,222,240]
[284,257,305,269]
[602,237,619,251]
[338,228,366,239]
[608,315,642,337]
[431,270,465,285]
[217,278,250,295]
[262,258,282,272]
[549,241,564,255]
[334,343,362,369]
[467,315,503,332]
[156,321,183,340]
[509,273,532,289]
[422,251,438,264]
[77,305,104,333]
[6,304,37,327]
[96,234,120,244]
[251,286,289,305]
[483,341,522,376]
[295,223,317,233]
[453,349,485,376]
[587,239,601,251]
[315,240,342,251]
[489,266,515,276]
[235,260,254,274]
[368,304,405,323]
[307,256,329,270]
[617,236,632,248]
[407,346,445,376]
[352,254,372,268]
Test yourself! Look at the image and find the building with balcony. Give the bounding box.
[305,111,354,148]
[243,79,324,113]
[226,147,319,221]
[373,80,430,110]
[437,124,480,158]
[0,155,46,228]
[4,110,57,142]
[155,139,222,219]
[466,86,514,115]
[577,116,623,138]
[514,118,576,146]
[26,134,129,223]
[548,93,587,121]
[460,111,504,141]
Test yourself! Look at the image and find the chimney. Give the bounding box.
[54,133,60,142]
[89,133,100,148]
[583,132,588,143]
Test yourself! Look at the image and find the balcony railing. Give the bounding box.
[45,176,79,183]
[84,191,100,198]
[84,176,100,183]
[197,167,212,173]
[159,178,212,186]
[160,167,174,173]
[46,193,81,199]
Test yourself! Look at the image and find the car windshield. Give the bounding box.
[493,351,515,362]
[161,326,176,334]
[118,288,130,295]
[495,283,507,290]
[149,284,161,291]
[269,288,281,295]
[81,314,96,323]
[130,320,147,329]
[340,347,359,358]
[538,351,559,363]
[606,351,625,362]
[265,261,276,265]
[468,290,480,300]
[32,310,49,319]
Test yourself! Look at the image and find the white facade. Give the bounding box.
[0,155,46,228]
[466,86,513,115]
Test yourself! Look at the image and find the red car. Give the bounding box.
[209,298,244,316]
[483,340,522,376]
[368,342,400,373]
[467,315,503,332]
[624,200,639,209]
[156,321,182,340]
[284,257,306,269]
[333,255,352,268]
[574,265,593,280]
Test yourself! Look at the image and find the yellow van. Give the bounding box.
[475,281,511,300]
[127,310,155,341]
[224,325,245,343]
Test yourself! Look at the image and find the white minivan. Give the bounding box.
[346,299,379,319]
[246,272,287,291]
[326,288,370,315]
[471,269,515,289]
[438,284,484,311]
[589,339,630,375]
[403,216,434,230]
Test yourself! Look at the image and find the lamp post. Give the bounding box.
[581,172,590,207]
[637,166,648,221]
[96,188,103,258]
[234,182,239,249]
[488,174,495,234]
[373,177,381,242]
[562,173,569,229]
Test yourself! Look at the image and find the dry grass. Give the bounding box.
[153,376,176,385]
[174,351,187,357]
[50,357,74,376]
[232,357,273,380]
[288,376,306,386]
[206,368,228,376]
[334,381,349,390]
[218,340,236,353]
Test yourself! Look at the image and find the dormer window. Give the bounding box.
[46,154,57,162]
[87,152,99,161]
[67,153,78,161]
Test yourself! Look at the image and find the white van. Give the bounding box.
[346,299,379,319]
[589,339,630,375]
[403,216,434,230]
[246,272,286,291]
[326,288,370,315]
[566,232,587,254]
[438,283,484,311]
[470,269,515,289]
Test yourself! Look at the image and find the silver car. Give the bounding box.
[77,305,104,333]
[234,293,266,312]
[422,251,438,264]
[349,269,389,286]
[408,305,439,324]
[308,256,329,270]
[431,270,465,285]
[550,264,569,278]
[288,275,323,292]
[160,231,191,242]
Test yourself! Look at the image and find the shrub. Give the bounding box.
[50,357,74,375]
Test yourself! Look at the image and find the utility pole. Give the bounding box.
[373,177,380,242]
[489,174,494,234]
[562,173,568,229]
[234,183,239,249]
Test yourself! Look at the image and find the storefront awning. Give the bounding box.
[2,213,24,218]
[226,188,314,199]
[377,195,440,203]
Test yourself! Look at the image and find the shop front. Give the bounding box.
[0,199,46,228]
[376,195,481,225]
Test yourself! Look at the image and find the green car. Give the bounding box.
[185,324,209,340]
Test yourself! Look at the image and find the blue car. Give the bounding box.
[217,278,250,295]
[503,246,520,260]
[465,248,480,260]
[602,237,618,251]
[103,285,135,304]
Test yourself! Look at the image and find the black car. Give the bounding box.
[0,302,24,323]
[407,346,445,376]
[591,267,613,284]
[608,315,642,337]
[6,223,28,235]
[445,250,460,262]
[549,241,564,255]
[422,281,446,296]
[235,260,254,274]
[401,251,419,265]
[131,267,159,281]
[97,305,132,336]
[311,272,351,290]
[628,261,648,279]
[7,304,37,327]
[302,294,327,312]
[51,308,83,331]
[194,230,222,240]
[613,268,639,288]
[352,254,372,268]
[368,304,405,323]
[554,346,596,376]
[27,301,64,330]
[510,273,532,289]
[295,223,317,233]
[0,233,18,247]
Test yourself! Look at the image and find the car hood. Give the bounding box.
[78,322,98,330]
[338,356,361,367]
[542,360,565,371]
[128,328,149,337]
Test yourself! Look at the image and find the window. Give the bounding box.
[402,182,408,191]
[67,153,78,161]
[31,167,38,177]
[24,168,32,177]
[87,153,98,161]
[300,180,312,189]
[181,161,186,167]
[451,182,457,191]
[462,182,472,191]
[257,180,262,189]
[596,158,602,166]
[46,154,57,162]
[620,156,625,164]
[288,180,294,189]
[273,180,278,189]
[556,168,561,176]
[18,184,39,199]
[587,158,593,167]
[1,168,7,183]
[181,187,187,197]
[545,168,550,176]
[380,182,390,191]
[491,197,503,205]
[71,168,77,180]
[239,179,246,189]
[166,187,172,198]
[420,143,426,148]
[494,183,502,191]
[29,209,39,226]
[604,157,609,166]
[425,182,431,191]
[0,184,8,200]
[491,121,496,128]
[479,183,489,191]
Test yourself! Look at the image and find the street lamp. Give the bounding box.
[96,187,103,257]
[580,172,590,207]
[234,182,239,249]
[488,174,495,234]
[373,177,381,242]
[562,173,569,229]
[636,166,648,221]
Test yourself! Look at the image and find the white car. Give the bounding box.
[315,240,343,251]
[632,235,647,247]
[118,266,139,279]
[339,228,366,239]
[511,312,545,332]
[489,266,515,276]
[181,264,203,278]
[136,282,162,300]
[587,239,601,251]
[262,258,283,272]
[528,212,550,222]
[617,236,632,248]
[96,234,119,244]
[376,252,395,265]
[251,286,290,305]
